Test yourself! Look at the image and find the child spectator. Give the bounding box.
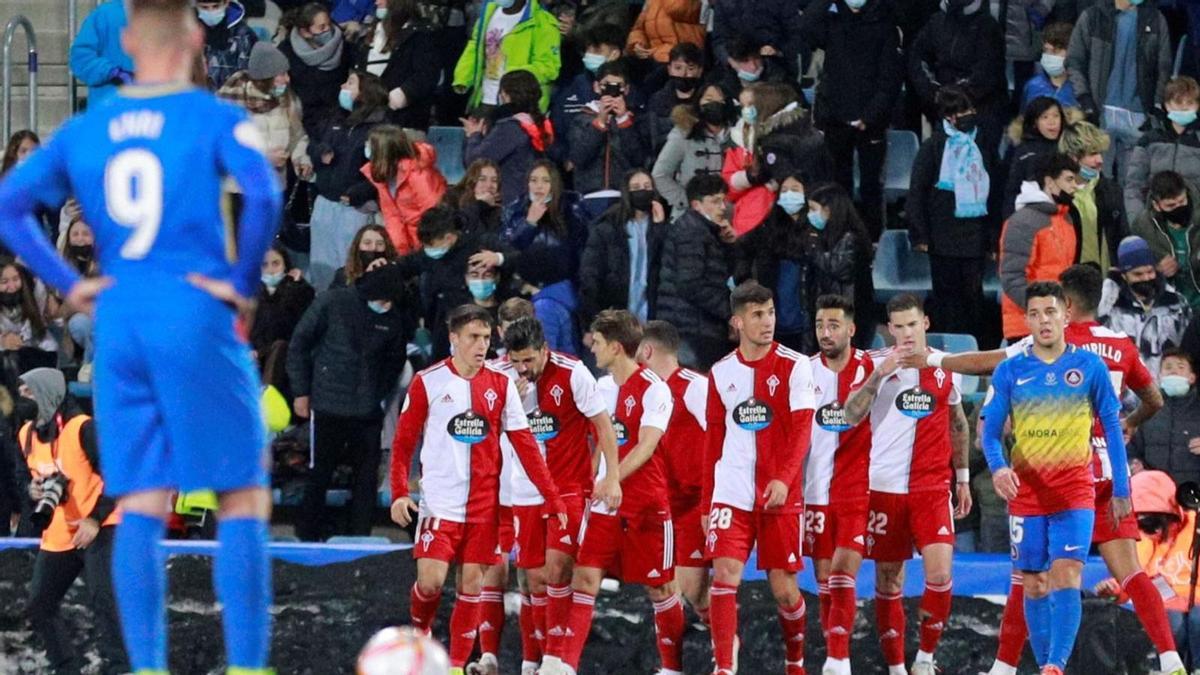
[1021,22,1079,112]
[1003,96,1066,220]
[500,161,587,273]
[1131,171,1200,309]
[568,60,649,196]
[1126,76,1200,221]
[465,70,555,209]
[196,0,258,89]
[394,205,477,359]
[360,124,447,255]
[644,43,705,154]
[550,24,628,163]
[329,223,399,289]
[0,260,56,395]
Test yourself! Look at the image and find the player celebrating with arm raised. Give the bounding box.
[0,1,283,673]
[982,281,1133,675]
[390,305,567,675]
[840,293,971,675]
[704,281,816,675]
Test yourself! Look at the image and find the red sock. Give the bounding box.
[564,591,596,669]
[653,595,686,671]
[479,586,505,655]
[996,573,1027,668]
[448,593,482,667]
[817,580,831,637]
[544,584,573,658]
[519,594,541,663]
[531,593,548,657]
[410,583,441,634]
[875,591,905,667]
[827,572,857,660]
[710,581,739,671]
[919,580,952,654]
[777,596,807,668]
[1124,571,1177,655]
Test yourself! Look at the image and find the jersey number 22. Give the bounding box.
[105,149,163,260]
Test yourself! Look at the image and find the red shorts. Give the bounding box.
[414,516,500,566]
[576,510,675,586]
[865,490,956,562]
[513,504,548,569]
[546,494,589,558]
[498,505,516,555]
[673,504,708,568]
[1091,480,1140,544]
[705,503,804,572]
[804,499,870,560]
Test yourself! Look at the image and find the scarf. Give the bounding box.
[289,26,344,71]
[936,119,989,218]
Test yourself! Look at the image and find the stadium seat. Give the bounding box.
[870,332,886,350]
[327,536,391,545]
[883,130,919,203]
[426,126,466,185]
[873,229,931,302]
[983,261,1001,302]
[1176,35,1189,78]
[926,333,980,398]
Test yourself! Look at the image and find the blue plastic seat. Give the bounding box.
[883,130,919,203]
[873,230,932,302]
[426,126,466,185]
[983,261,1001,302]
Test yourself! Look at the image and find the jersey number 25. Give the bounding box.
[105,149,163,260]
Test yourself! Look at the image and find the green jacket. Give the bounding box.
[1131,183,1200,302]
[453,0,562,111]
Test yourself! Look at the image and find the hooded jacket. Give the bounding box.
[68,0,133,107]
[625,0,706,63]
[1002,125,1061,221]
[465,111,555,206]
[755,104,834,186]
[202,0,258,90]
[656,209,736,342]
[1127,470,1200,609]
[1000,182,1079,338]
[1125,120,1200,220]
[1066,0,1172,118]
[1103,276,1192,376]
[453,0,562,111]
[652,105,728,216]
[569,100,649,195]
[359,143,448,255]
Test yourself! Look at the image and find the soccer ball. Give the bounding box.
[356,626,450,675]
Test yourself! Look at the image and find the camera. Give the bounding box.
[31,473,68,528]
[600,82,623,98]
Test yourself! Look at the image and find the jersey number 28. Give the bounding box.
[105,149,163,260]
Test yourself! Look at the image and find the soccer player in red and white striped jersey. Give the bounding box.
[805,295,875,675]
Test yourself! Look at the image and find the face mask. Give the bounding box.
[1079,165,1100,182]
[953,112,978,134]
[699,101,728,126]
[1053,190,1074,206]
[672,76,700,94]
[367,300,390,314]
[582,53,608,73]
[338,89,355,112]
[1162,374,1192,397]
[737,67,762,83]
[1040,53,1066,77]
[197,7,226,26]
[530,192,552,205]
[778,190,805,215]
[629,189,655,211]
[424,246,449,260]
[845,0,867,8]
[358,250,385,269]
[68,244,93,260]
[364,142,373,160]
[1131,279,1158,298]
[807,209,827,230]
[468,278,497,301]
[1161,202,1193,226]
[0,291,21,308]
[376,7,389,19]
[740,105,758,124]
[13,396,36,427]
[271,84,288,98]
[1129,0,1144,6]
[312,29,335,46]
[1169,109,1199,127]
[262,271,285,288]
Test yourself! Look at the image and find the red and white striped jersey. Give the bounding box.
[661,367,709,515]
[867,348,962,494]
[592,366,674,517]
[704,343,817,514]
[390,358,560,523]
[805,349,875,506]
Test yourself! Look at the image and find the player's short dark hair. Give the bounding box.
[585,24,626,50]
[641,320,681,354]
[687,173,727,204]
[1026,280,1066,305]
[417,204,459,244]
[590,309,643,356]
[447,304,493,333]
[730,281,773,315]
[668,42,703,66]
[1059,264,1103,315]
[815,294,855,320]
[498,297,535,324]
[1162,348,1195,371]
[1034,152,1079,185]
[885,293,924,318]
[503,317,546,353]
[1149,170,1189,203]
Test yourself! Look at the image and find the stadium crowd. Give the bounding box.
[12,0,1200,671]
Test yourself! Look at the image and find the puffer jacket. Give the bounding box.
[652,105,728,217]
[755,105,834,186]
[733,206,817,350]
[568,101,649,195]
[1131,185,1200,298]
[532,280,582,356]
[202,0,258,90]
[1001,0,1055,62]
[359,143,448,254]
[579,206,668,325]
[625,0,705,63]
[1002,125,1060,220]
[1102,277,1192,376]
[217,71,310,189]
[999,182,1079,338]
[656,209,735,342]
[1124,120,1200,220]
[1133,400,1200,490]
[1066,0,1172,117]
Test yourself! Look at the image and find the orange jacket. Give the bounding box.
[1129,470,1199,611]
[360,142,447,255]
[626,0,705,63]
[999,187,1078,339]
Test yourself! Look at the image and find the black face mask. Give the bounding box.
[1053,190,1074,206]
[1131,279,1159,298]
[629,189,656,212]
[68,244,93,260]
[699,101,728,126]
[953,113,978,134]
[13,396,36,429]
[0,291,22,308]
[1161,202,1193,226]
[357,250,385,269]
[672,76,700,95]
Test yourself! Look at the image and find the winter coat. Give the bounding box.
[251,276,316,357]
[568,102,650,195]
[68,0,132,107]
[279,28,354,136]
[1000,182,1079,338]
[1066,1,1172,117]
[1069,174,1128,270]
[1132,394,1200,488]
[908,9,1007,113]
[1103,278,1192,376]
[722,124,775,235]
[202,1,258,90]
[906,128,1001,258]
[308,107,387,203]
[645,84,698,155]
[578,207,668,325]
[809,228,875,343]
[1131,191,1200,300]
[533,280,582,356]
[710,0,804,71]
[652,105,728,216]
[395,243,476,360]
[733,206,817,348]
[656,209,735,342]
[548,75,645,165]
[453,0,561,110]
[1002,130,1060,221]
[500,194,589,275]
[217,72,311,188]
[626,0,705,63]
[286,285,412,419]
[465,112,554,206]
[1124,120,1200,220]
[800,0,904,132]
[1002,0,1055,62]
[375,22,440,130]
[755,105,834,187]
[1021,70,1080,112]
[359,143,448,254]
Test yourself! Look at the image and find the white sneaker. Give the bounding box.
[466,653,499,675]
[911,663,938,675]
[521,663,538,675]
[822,657,851,675]
[538,656,566,675]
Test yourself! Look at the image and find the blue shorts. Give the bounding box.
[1009,509,1094,573]
[92,286,268,496]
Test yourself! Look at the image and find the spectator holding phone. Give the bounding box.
[569,61,649,195]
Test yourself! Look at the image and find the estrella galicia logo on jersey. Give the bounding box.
[733,398,773,431]
[447,411,489,444]
[1064,368,1084,387]
[896,387,934,419]
[529,411,560,442]
[613,420,629,446]
[816,402,851,432]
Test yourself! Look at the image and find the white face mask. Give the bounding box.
[1040,52,1066,77]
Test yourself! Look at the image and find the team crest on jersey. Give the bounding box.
[550,384,565,406]
[624,395,637,417]
[613,420,629,446]
[420,529,435,551]
[816,402,851,432]
[896,386,934,419]
[1064,369,1084,387]
[484,388,499,410]
[767,374,781,396]
[447,411,489,444]
[733,398,773,431]
[934,368,946,389]
[1045,372,1057,386]
[529,411,561,442]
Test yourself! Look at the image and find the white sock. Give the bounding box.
[822,657,851,675]
[1161,650,1184,672]
[914,649,934,664]
[657,670,683,675]
[522,660,539,672]
[987,662,1017,675]
[888,666,908,675]
[540,655,564,670]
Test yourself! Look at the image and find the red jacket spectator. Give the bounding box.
[360,133,446,254]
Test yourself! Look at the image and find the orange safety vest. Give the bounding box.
[22,415,120,552]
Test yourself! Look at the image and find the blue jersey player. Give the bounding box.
[0,2,281,674]
[981,281,1131,675]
